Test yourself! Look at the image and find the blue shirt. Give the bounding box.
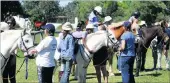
[120,31,135,56]
[165,28,170,37]
[58,34,75,60]
[88,11,98,32]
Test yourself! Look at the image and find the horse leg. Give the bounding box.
[141,51,147,71]
[108,53,115,76]
[77,63,87,83]
[135,51,142,77]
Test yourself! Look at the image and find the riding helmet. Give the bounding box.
[94,6,102,15]
[132,11,140,18]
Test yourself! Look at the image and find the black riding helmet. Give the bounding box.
[132,11,140,19]
[42,24,55,36]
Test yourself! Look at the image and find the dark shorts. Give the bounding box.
[93,46,108,66]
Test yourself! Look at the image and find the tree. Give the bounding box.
[22,1,60,22]
[1,1,24,21]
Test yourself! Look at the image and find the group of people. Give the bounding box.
[2,5,170,83]
[150,20,170,71]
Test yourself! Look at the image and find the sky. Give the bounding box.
[59,0,73,7]
[19,0,73,7]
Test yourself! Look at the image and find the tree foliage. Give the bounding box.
[1,1,24,21]
[22,1,60,22]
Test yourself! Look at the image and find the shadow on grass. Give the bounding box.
[69,76,96,81]
[140,72,162,77]
[114,73,121,76]
[86,73,96,76]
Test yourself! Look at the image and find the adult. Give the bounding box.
[2,16,17,83]
[150,37,158,70]
[29,24,57,83]
[158,20,170,70]
[93,25,108,83]
[118,21,135,83]
[57,22,75,83]
[88,6,103,32]
[128,11,140,36]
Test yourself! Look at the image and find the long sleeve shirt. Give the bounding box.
[58,34,75,60]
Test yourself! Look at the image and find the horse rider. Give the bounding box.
[2,16,17,83]
[118,21,136,83]
[57,22,75,83]
[128,11,141,37]
[88,6,103,32]
[29,24,57,83]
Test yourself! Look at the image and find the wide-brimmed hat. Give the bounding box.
[62,22,73,31]
[104,16,112,23]
[86,24,94,29]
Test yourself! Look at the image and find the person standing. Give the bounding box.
[2,16,17,83]
[29,24,57,83]
[118,21,135,83]
[57,22,75,83]
[88,6,103,32]
[150,37,158,70]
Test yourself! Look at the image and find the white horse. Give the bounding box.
[0,15,32,31]
[75,30,116,83]
[0,29,34,82]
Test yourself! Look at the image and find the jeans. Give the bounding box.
[60,57,73,83]
[117,55,121,71]
[37,66,54,83]
[120,56,135,83]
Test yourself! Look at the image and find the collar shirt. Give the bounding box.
[35,36,57,67]
[58,34,75,60]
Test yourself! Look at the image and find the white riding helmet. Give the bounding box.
[62,22,73,31]
[104,16,112,23]
[86,24,94,29]
[94,6,102,14]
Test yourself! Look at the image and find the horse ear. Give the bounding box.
[23,29,27,35]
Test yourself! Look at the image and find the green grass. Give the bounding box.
[15,34,170,83]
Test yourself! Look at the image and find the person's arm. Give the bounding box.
[29,39,46,54]
[66,36,74,56]
[119,34,126,51]
[82,32,93,53]
[119,40,126,51]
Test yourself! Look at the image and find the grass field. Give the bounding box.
[15,34,170,83]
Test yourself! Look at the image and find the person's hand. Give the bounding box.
[29,49,37,54]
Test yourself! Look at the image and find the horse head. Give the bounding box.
[17,29,34,56]
[13,16,33,30]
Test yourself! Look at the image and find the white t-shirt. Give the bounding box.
[35,36,57,67]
